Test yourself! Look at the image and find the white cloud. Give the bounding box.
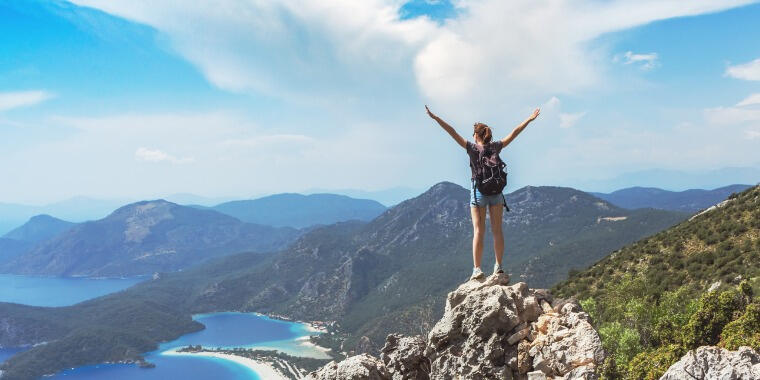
[69,0,756,108]
[559,112,587,128]
[135,147,194,164]
[70,0,437,102]
[746,129,760,139]
[543,96,561,110]
[413,0,754,105]
[736,93,760,107]
[726,58,760,81]
[0,90,53,112]
[704,106,760,125]
[619,51,659,70]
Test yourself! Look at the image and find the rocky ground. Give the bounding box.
[304,273,760,380]
[305,274,605,379]
[660,346,760,380]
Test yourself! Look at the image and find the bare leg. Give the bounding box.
[471,206,486,268]
[488,204,504,267]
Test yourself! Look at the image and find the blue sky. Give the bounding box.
[1,0,760,203]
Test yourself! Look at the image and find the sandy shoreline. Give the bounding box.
[163,348,288,380]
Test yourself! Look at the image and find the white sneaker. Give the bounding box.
[470,267,485,280]
[493,262,504,275]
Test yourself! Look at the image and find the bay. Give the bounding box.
[45,312,328,380]
[0,274,145,307]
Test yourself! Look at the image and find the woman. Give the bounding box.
[426,105,540,280]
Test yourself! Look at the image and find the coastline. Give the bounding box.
[163,348,289,380]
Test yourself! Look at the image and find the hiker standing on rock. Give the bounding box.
[426,105,540,280]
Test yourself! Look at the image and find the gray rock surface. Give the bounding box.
[660,346,760,380]
[307,275,606,380]
[306,353,391,380]
[380,334,430,380]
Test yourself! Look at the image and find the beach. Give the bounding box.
[162,348,288,380]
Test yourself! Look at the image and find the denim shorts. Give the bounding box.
[470,183,505,208]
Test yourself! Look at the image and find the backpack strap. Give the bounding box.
[502,193,510,212]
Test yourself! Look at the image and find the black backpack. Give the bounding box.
[473,146,507,196]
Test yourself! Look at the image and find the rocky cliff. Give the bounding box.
[307,274,605,379]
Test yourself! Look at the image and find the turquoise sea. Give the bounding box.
[0,275,328,379]
[48,312,326,380]
[1,310,326,379]
[0,274,145,306]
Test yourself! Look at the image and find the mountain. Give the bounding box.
[590,184,752,212]
[2,215,75,243]
[0,200,300,277]
[573,166,760,192]
[0,197,128,235]
[553,185,760,379]
[0,182,688,379]
[209,193,387,228]
[0,238,32,265]
[161,193,236,207]
[302,186,424,207]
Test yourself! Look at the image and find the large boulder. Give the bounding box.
[307,275,605,380]
[660,346,760,380]
[426,274,604,379]
[381,334,430,380]
[306,353,391,380]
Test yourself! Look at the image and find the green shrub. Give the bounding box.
[720,302,760,351]
[599,322,642,368]
[682,288,746,349]
[624,344,683,380]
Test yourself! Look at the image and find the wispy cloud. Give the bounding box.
[617,51,659,70]
[220,134,314,148]
[736,93,760,107]
[0,90,54,112]
[559,112,587,128]
[726,58,760,81]
[746,129,760,140]
[135,147,194,164]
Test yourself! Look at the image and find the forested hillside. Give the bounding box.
[554,185,760,379]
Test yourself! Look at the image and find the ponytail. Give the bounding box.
[473,123,492,144]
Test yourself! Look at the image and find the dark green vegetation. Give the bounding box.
[0,200,299,277]
[554,185,760,380]
[208,193,387,229]
[590,184,751,212]
[0,183,687,380]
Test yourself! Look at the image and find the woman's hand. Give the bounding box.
[528,108,540,121]
[425,105,437,120]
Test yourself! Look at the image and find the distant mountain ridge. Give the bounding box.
[208,193,387,228]
[590,184,752,212]
[0,200,300,277]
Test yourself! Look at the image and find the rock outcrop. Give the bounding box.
[306,274,605,380]
[659,346,760,380]
[307,353,392,380]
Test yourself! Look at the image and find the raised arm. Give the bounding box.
[426,105,466,149]
[501,108,540,148]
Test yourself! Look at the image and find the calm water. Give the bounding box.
[44,312,326,380]
[0,274,145,306]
